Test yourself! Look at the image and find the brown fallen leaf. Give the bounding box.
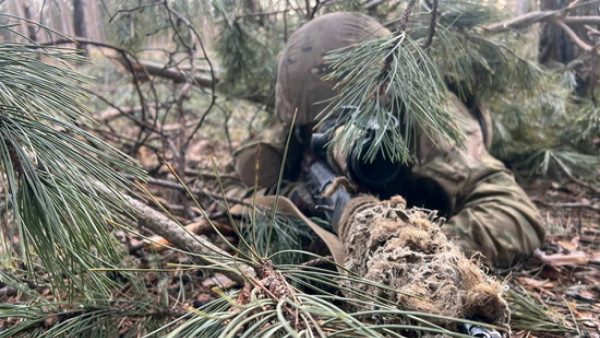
[533,249,589,266]
[202,273,235,290]
[515,277,555,289]
[557,238,579,252]
[516,277,556,297]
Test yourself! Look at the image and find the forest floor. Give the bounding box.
[124,170,600,337]
[509,180,600,337]
[1,141,598,337]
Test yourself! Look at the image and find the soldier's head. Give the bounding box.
[275,12,391,126]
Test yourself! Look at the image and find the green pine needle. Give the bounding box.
[319,33,465,165]
[0,40,147,298]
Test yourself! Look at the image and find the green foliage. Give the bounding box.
[320,32,465,164]
[243,212,317,266]
[0,28,146,298]
[160,261,497,337]
[102,0,210,54]
[507,287,579,333]
[103,0,161,52]
[211,2,281,103]
[411,1,600,178]
[0,297,173,337]
[435,0,503,29]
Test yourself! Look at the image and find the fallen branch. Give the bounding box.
[483,1,600,33]
[44,37,216,88]
[115,57,215,88]
[94,179,253,284]
[533,249,590,266]
[94,105,144,122]
[124,193,254,284]
[532,199,600,212]
[555,19,597,53]
[550,153,600,195]
[145,218,234,253]
[483,10,557,33]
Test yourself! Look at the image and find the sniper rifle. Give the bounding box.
[306,128,504,338]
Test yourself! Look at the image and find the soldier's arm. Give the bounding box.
[413,147,545,268]
[411,94,545,268]
[442,156,546,268]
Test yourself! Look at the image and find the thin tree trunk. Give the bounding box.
[72,0,88,56]
[58,0,74,37]
[9,0,29,40]
[22,2,37,42]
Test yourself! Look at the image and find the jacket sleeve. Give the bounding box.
[411,93,545,268]
[413,147,545,268]
[447,156,544,268]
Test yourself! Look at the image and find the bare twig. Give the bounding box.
[114,58,215,87]
[555,19,596,52]
[309,0,321,20]
[120,173,253,208]
[81,87,167,138]
[399,0,418,32]
[420,0,438,49]
[234,9,289,20]
[42,37,158,142]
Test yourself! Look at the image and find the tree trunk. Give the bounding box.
[86,0,105,42]
[9,0,29,41]
[539,0,576,64]
[22,2,37,42]
[72,0,88,56]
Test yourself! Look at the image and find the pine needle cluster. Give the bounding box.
[0,20,146,298]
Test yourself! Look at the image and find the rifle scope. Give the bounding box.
[311,130,401,192]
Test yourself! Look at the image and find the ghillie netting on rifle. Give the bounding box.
[339,195,510,333]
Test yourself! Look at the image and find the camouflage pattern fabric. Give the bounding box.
[236,12,390,187]
[234,12,545,268]
[233,119,292,187]
[410,94,545,268]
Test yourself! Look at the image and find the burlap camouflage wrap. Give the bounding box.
[234,12,545,268]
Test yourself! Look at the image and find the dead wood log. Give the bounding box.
[124,193,254,284]
[146,218,235,253]
[115,57,216,88]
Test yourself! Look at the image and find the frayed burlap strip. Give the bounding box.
[338,195,510,333]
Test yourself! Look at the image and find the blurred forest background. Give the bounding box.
[0,0,599,337]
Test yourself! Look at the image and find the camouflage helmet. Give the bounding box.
[275,12,391,125]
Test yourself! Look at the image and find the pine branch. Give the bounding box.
[320,33,464,164]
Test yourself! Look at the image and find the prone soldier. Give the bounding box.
[234,12,545,269]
